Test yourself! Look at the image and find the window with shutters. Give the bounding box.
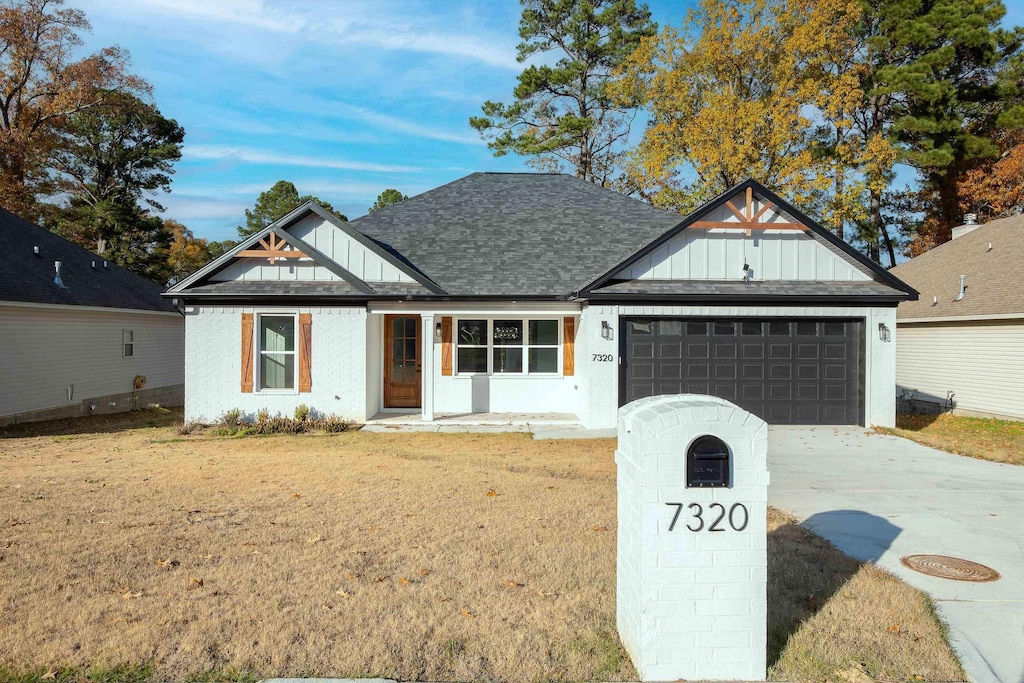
[454,318,562,375]
[258,314,297,391]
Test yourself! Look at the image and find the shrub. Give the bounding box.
[182,408,353,437]
[294,404,310,422]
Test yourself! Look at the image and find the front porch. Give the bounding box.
[360,411,613,438]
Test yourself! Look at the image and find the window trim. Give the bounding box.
[255,312,299,394]
[453,317,562,377]
[122,329,134,357]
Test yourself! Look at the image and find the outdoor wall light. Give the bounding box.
[435,321,442,343]
[601,320,614,341]
[878,322,891,342]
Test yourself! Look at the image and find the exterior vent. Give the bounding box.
[952,215,982,240]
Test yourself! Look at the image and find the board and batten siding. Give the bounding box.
[618,200,870,282]
[0,304,184,418]
[211,214,414,283]
[896,319,1024,420]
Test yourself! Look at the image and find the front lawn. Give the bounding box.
[880,412,1024,466]
[0,410,962,682]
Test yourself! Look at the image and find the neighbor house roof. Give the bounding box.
[0,207,177,313]
[890,213,1024,320]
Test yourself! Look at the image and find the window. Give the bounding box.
[122,329,134,357]
[455,318,561,375]
[259,315,296,390]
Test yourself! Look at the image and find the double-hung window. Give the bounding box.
[259,314,296,390]
[122,329,134,357]
[455,318,561,375]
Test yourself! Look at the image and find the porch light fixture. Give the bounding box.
[435,321,442,343]
[741,262,752,282]
[878,322,891,342]
[601,320,614,341]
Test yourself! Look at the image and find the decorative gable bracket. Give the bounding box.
[237,230,309,264]
[692,187,809,236]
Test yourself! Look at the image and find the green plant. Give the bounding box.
[294,404,310,422]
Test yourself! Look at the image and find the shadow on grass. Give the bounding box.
[767,510,901,666]
[0,407,182,439]
[894,411,945,431]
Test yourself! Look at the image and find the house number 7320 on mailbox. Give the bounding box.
[665,502,749,532]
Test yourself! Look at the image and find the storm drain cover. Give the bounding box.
[900,554,1000,582]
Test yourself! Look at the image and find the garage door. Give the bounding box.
[621,318,863,424]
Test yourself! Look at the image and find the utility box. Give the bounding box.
[616,394,769,681]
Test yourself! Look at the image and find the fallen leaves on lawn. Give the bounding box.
[503,580,523,588]
[592,525,609,532]
[307,535,323,544]
[335,589,350,598]
[188,577,204,590]
[398,577,411,585]
[486,489,499,497]
[461,609,475,618]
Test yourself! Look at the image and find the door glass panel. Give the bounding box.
[392,318,405,338]
[796,321,817,336]
[404,317,416,337]
[713,321,735,335]
[741,322,762,336]
[686,321,708,335]
[823,321,845,336]
[768,322,790,336]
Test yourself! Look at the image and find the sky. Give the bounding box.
[71,0,690,242]
[73,0,1024,244]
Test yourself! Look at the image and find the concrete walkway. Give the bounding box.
[768,426,1024,683]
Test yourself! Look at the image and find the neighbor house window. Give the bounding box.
[259,314,296,390]
[122,329,134,357]
[456,318,560,375]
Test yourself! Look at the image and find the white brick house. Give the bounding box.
[166,174,915,429]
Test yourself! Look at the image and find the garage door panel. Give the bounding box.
[623,317,862,425]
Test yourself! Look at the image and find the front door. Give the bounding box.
[384,315,421,408]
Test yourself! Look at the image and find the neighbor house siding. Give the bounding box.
[183,305,369,423]
[577,304,896,430]
[896,319,1024,420]
[0,304,184,419]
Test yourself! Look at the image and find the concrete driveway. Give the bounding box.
[768,426,1024,683]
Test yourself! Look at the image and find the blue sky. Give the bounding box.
[74,0,1022,243]
[71,0,690,242]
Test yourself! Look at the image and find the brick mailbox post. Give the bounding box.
[616,394,769,681]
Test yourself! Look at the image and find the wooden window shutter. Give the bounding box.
[563,317,576,376]
[241,313,254,393]
[299,313,312,393]
[440,316,453,376]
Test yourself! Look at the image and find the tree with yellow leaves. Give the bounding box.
[614,0,863,218]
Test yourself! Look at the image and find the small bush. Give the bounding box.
[182,408,353,437]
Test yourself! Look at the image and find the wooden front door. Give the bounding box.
[384,315,421,408]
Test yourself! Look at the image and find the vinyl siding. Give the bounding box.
[0,305,184,417]
[896,320,1024,419]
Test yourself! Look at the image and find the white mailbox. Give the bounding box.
[616,394,769,681]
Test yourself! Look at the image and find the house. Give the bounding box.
[890,213,1024,420]
[0,207,184,426]
[167,173,915,429]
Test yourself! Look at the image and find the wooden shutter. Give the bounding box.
[563,317,576,376]
[241,313,254,393]
[299,313,312,393]
[440,316,453,376]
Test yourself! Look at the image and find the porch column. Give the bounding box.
[421,314,435,421]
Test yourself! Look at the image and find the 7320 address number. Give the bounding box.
[666,502,749,532]
[592,354,614,362]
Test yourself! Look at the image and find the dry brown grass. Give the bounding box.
[877,412,1024,466]
[0,409,962,682]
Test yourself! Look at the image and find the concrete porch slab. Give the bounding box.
[365,411,579,427]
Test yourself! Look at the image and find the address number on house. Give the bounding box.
[666,502,749,532]
[592,354,614,362]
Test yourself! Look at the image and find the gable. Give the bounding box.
[606,185,878,285]
[211,214,415,284]
[617,196,870,282]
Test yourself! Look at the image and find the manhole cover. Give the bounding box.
[900,555,1000,582]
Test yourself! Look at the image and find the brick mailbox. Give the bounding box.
[616,394,769,681]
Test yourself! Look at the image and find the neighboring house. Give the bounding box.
[167,173,915,429]
[890,213,1024,420]
[0,208,184,426]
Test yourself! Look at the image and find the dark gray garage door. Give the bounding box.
[621,318,863,424]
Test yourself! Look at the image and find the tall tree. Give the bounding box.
[615,0,864,213]
[0,0,146,218]
[369,188,407,212]
[166,219,212,284]
[849,0,1022,263]
[470,0,657,185]
[51,91,184,253]
[238,180,345,238]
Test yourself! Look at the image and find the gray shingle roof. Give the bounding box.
[0,207,177,312]
[349,172,683,296]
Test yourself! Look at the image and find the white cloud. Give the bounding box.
[325,102,483,145]
[158,195,249,221]
[185,145,421,173]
